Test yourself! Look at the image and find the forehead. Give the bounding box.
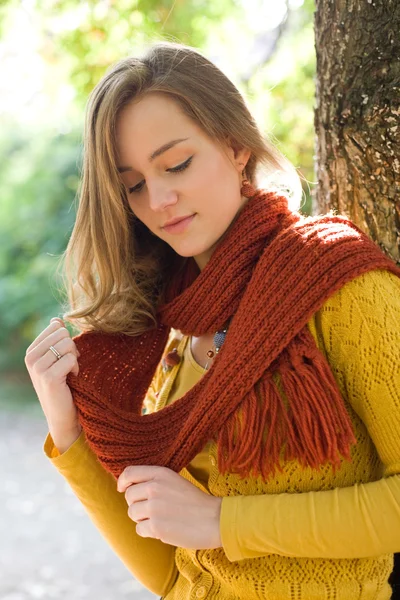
[116,93,202,163]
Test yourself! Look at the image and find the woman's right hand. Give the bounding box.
[25,317,82,453]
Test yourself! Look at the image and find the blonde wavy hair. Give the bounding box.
[58,41,302,336]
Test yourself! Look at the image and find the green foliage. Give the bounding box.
[245,0,316,212]
[31,0,244,105]
[0,0,317,377]
[0,126,79,370]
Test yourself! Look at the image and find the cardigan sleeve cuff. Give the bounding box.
[220,496,243,562]
[43,430,95,469]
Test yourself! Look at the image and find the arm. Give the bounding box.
[221,473,400,561]
[44,431,178,596]
[220,268,400,562]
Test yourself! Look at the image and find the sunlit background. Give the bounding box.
[0,1,315,598]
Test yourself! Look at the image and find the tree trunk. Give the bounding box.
[314,1,400,595]
[313,0,400,264]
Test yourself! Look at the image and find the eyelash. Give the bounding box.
[128,156,193,194]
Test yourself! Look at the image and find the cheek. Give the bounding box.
[131,203,165,238]
[190,151,226,186]
[128,198,151,226]
[206,154,238,194]
[205,153,226,179]
[127,198,139,217]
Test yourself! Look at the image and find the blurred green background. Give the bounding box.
[0,0,316,401]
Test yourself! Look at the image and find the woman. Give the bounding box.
[25,42,400,599]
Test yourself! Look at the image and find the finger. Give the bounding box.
[32,338,80,378]
[135,519,155,539]
[38,329,78,361]
[48,320,80,357]
[127,499,149,523]
[124,481,151,506]
[26,328,77,368]
[50,317,65,326]
[26,320,65,354]
[117,465,161,493]
[45,337,80,368]
[47,352,79,379]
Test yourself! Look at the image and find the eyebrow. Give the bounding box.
[117,138,189,173]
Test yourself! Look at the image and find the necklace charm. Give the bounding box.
[214,328,228,353]
[204,326,228,370]
[163,324,230,373]
[162,347,181,372]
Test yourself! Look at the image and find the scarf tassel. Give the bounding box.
[217,335,357,480]
[280,342,357,471]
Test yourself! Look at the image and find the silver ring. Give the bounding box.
[49,345,62,360]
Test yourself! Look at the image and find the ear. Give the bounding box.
[226,139,251,174]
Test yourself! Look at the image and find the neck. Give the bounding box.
[194,244,216,271]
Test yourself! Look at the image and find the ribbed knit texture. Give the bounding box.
[66,187,400,479]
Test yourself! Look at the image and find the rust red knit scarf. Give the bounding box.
[66,186,400,480]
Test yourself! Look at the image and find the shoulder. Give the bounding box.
[318,267,400,319]
[308,268,400,361]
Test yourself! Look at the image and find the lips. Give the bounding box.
[162,214,196,234]
[163,214,194,228]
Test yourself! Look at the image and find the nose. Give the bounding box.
[148,182,178,213]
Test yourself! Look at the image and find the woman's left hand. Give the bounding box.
[117,465,222,549]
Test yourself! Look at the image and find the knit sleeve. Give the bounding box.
[43,431,178,595]
[220,268,400,561]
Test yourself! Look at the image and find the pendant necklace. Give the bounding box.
[162,322,230,372]
[202,326,229,370]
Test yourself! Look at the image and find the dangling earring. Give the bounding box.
[240,168,257,199]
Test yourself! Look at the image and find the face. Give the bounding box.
[115,93,250,271]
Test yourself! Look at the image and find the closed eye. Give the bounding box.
[128,156,194,194]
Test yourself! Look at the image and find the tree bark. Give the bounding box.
[314,1,400,594]
[313,0,400,264]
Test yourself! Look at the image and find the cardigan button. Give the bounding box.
[209,456,216,467]
[195,586,207,598]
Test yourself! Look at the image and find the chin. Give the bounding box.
[172,245,205,258]
[172,239,215,261]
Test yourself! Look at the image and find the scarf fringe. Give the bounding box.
[217,328,357,480]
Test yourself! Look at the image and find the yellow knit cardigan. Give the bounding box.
[45,269,400,600]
